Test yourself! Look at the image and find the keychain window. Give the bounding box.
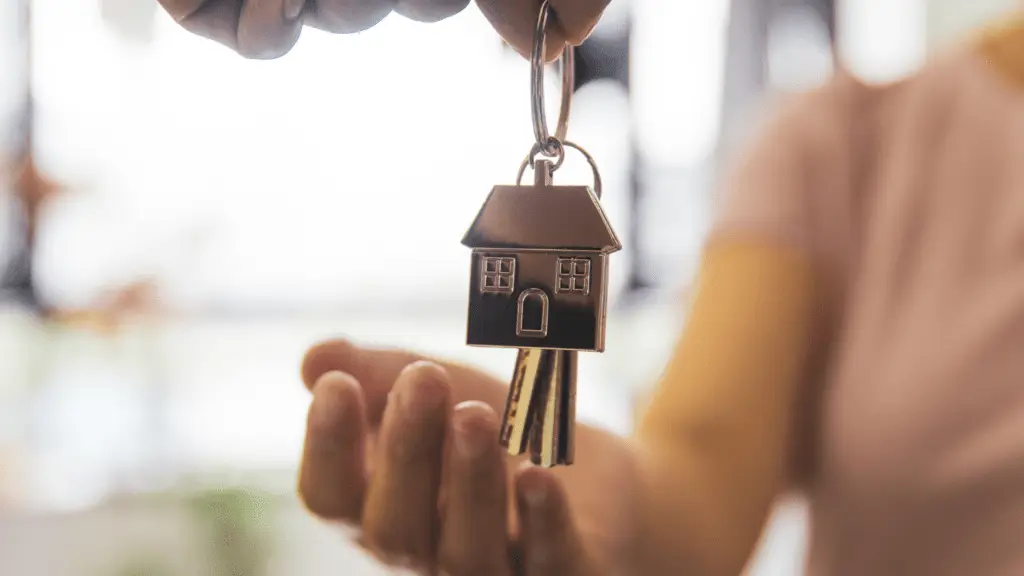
[482,256,516,293]
[555,257,591,295]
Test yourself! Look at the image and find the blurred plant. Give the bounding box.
[188,487,278,576]
[2,148,66,313]
[50,277,163,335]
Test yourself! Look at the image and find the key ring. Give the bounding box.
[531,0,574,157]
[516,140,604,199]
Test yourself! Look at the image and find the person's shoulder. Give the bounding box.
[767,66,905,147]
[718,67,877,171]
[744,48,985,167]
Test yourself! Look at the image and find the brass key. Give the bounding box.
[501,348,576,467]
[499,347,548,455]
[529,349,577,467]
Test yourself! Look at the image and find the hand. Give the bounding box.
[298,339,638,574]
[156,0,610,60]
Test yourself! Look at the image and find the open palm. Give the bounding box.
[298,339,637,574]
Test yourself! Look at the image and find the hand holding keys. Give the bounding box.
[462,1,620,468]
[157,0,610,61]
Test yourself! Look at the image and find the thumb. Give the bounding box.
[476,0,609,61]
[476,0,565,62]
[515,465,595,576]
[548,0,610,45]
[301,339,509,424]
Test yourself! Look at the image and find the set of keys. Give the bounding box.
[461,1,621,468]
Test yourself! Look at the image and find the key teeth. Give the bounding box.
[501,348,578,468]
[500,348,546,456]
[505,443,527,458]
[528,453,573,468]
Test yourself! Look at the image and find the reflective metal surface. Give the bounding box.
[516,139,604,198]
[530,349,577,466]
[465,249,611,351]
[531,0,574,155]
[499,347,577,467]
[462,160,620,352]
[500,347,546,455]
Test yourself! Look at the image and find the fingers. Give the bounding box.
[301,339,509,424]
[394,0,470,23]
[237,0,303,58]
[162,0,399,58]
[515,465,593,576]
[160,0,609,61]
[172,0,244,50]
[301,360,516,574]
[303,0,396,33]
[164,0,302,59]
[475,0,566,62]
[475,0,609,61]
[438,402,511,576]
[283,0,305,20]
[158,0,207,21]
[361,362,451,564]
[548,0,610,45]
[298,371,368,522]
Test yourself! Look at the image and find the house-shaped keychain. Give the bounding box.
[462,174,621,352]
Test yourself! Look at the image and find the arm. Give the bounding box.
[627,77,839,574]
[634,239,820,575]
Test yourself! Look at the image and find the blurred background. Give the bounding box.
[0,0,1016,574]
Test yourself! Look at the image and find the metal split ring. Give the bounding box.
[531,0,574,156]
[530,137,566,172]
[516,140,604,199]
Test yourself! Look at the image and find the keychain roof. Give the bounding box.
[461,184,620,252]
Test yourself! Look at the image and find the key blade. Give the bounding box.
[528,350,577,467]
[542,349,562,467]
[558,350,577,466]
[500,348,548,456]
[528,349,577,468]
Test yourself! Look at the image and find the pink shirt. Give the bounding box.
[716,46,1024,575]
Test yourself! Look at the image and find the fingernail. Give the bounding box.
[307,373,357,429]
[517,464,550,510]
[396,381,446,414]
[453,403,494,458]
[397,363,448,413]
[283,0,305,20]
[316,370,353,387]
[525,482,547,508]
[454,422,486,458]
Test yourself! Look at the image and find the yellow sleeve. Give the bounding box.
[634,238,820,576]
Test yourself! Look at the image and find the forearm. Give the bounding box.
[631,427,785,576]
[626,239,820,575]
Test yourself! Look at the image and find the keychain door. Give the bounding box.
[516,288,549,338]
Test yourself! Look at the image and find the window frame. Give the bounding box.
[555,256,591,295]
[480,255,516,293]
